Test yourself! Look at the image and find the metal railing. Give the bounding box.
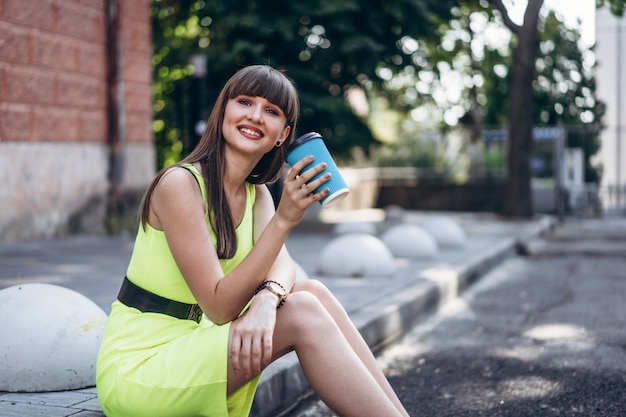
[601,184,626,214]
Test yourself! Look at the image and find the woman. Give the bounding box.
[96,65,409,417]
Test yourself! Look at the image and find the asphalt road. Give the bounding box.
[294,217,626,417]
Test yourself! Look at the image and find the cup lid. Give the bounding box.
[287,132,322,153]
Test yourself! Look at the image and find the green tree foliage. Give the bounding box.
[533,12,604,183]
[483,0,624,216]
[151,0,455,168]
[376,2,604,182]
[480,11,605,183]
[387,0,606,216]
[598,0,626,16]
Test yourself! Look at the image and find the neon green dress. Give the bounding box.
[96,164,260,417]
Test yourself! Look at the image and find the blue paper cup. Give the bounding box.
[286,132,350,207]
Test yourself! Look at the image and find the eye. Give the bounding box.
[238,98,252,106]
[266,108,280,116]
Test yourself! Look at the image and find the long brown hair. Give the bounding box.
[140,65,299,258]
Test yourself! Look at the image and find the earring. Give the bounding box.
[276,140,282,147]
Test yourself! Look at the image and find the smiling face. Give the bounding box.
[222,95,291,158]
[185,65,300,184]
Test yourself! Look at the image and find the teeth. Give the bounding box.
[240,127,261,137]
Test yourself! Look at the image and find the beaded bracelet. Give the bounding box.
[254,280,287,309]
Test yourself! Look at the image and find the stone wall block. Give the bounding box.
[6,65,55,105]
[126,111,153,144]
[124,82,152,114]
[0,102,31,141]
[32,105,80,141]
[79,41,106,76]
[79,109,107,143]
[0,21,31,64]
[121,19,151,54]
[120,0,149,20]
[32,31,80,72]
[0,0,154,240]
[4,0,55,31]
[0,65,4,102]
[123,52,152,84]
[56,1,104,43]
[57,72,105,109]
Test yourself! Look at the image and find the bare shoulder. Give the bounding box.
[255,183,272,199]
[156,166,199,196]
[253,184,276,234]
[151,166,205,223]
[254,184,276,209]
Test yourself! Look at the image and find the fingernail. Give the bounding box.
[325,173,332,179]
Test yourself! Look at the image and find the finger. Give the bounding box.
[311,187,331,202]
[297,162,327,185]
[250,336,263,376]
[229,333,242,374]
[262,333,273,367]
[239,339,252,378]
[304,172,331,194]
[287,155,315,179]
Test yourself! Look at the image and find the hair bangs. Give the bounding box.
[228,66,299,127]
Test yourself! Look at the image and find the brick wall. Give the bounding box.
[0,0,155,240]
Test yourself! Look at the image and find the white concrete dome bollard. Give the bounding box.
[381,224,439,258]
[419,216,467,247]
[317,233,395,278]
[333,221,378,235]
[0,284,108,392]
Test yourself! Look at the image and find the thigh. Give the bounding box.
[271,289,338,356]
[226,290,329,394]
[101,322,233,417]
[140,322,231,387]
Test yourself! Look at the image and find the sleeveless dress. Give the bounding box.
[96,164,260,417]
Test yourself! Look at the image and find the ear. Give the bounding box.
[279,125,291,143]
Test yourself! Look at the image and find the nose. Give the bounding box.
[246,105,263,123]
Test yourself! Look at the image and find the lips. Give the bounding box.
[238,126,264,139]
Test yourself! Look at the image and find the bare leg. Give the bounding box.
[228,290,405,417]
[292,279,410,417]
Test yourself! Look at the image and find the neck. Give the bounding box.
[222,147,260,191]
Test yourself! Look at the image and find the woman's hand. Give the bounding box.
[276,155,331,227]
[229,292,279,379]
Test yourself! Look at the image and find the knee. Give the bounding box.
[281,291,332,331]
[294,278,332,300]
[277,291,334,340]
[285,290,324,315]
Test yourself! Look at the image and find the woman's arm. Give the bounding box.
[151,157,328,324]
[252,183,297,295]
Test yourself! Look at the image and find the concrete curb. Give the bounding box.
[0,215,558,417]
[251,216,558,417]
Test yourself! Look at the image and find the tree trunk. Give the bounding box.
[504,32,536,216]
[490,0,543,217]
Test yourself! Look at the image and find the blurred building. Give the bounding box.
[596,6,626,211]
[0,0,154,240]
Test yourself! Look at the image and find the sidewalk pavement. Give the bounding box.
[0,211,556,417]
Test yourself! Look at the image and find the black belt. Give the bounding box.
[117,276,203,323]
